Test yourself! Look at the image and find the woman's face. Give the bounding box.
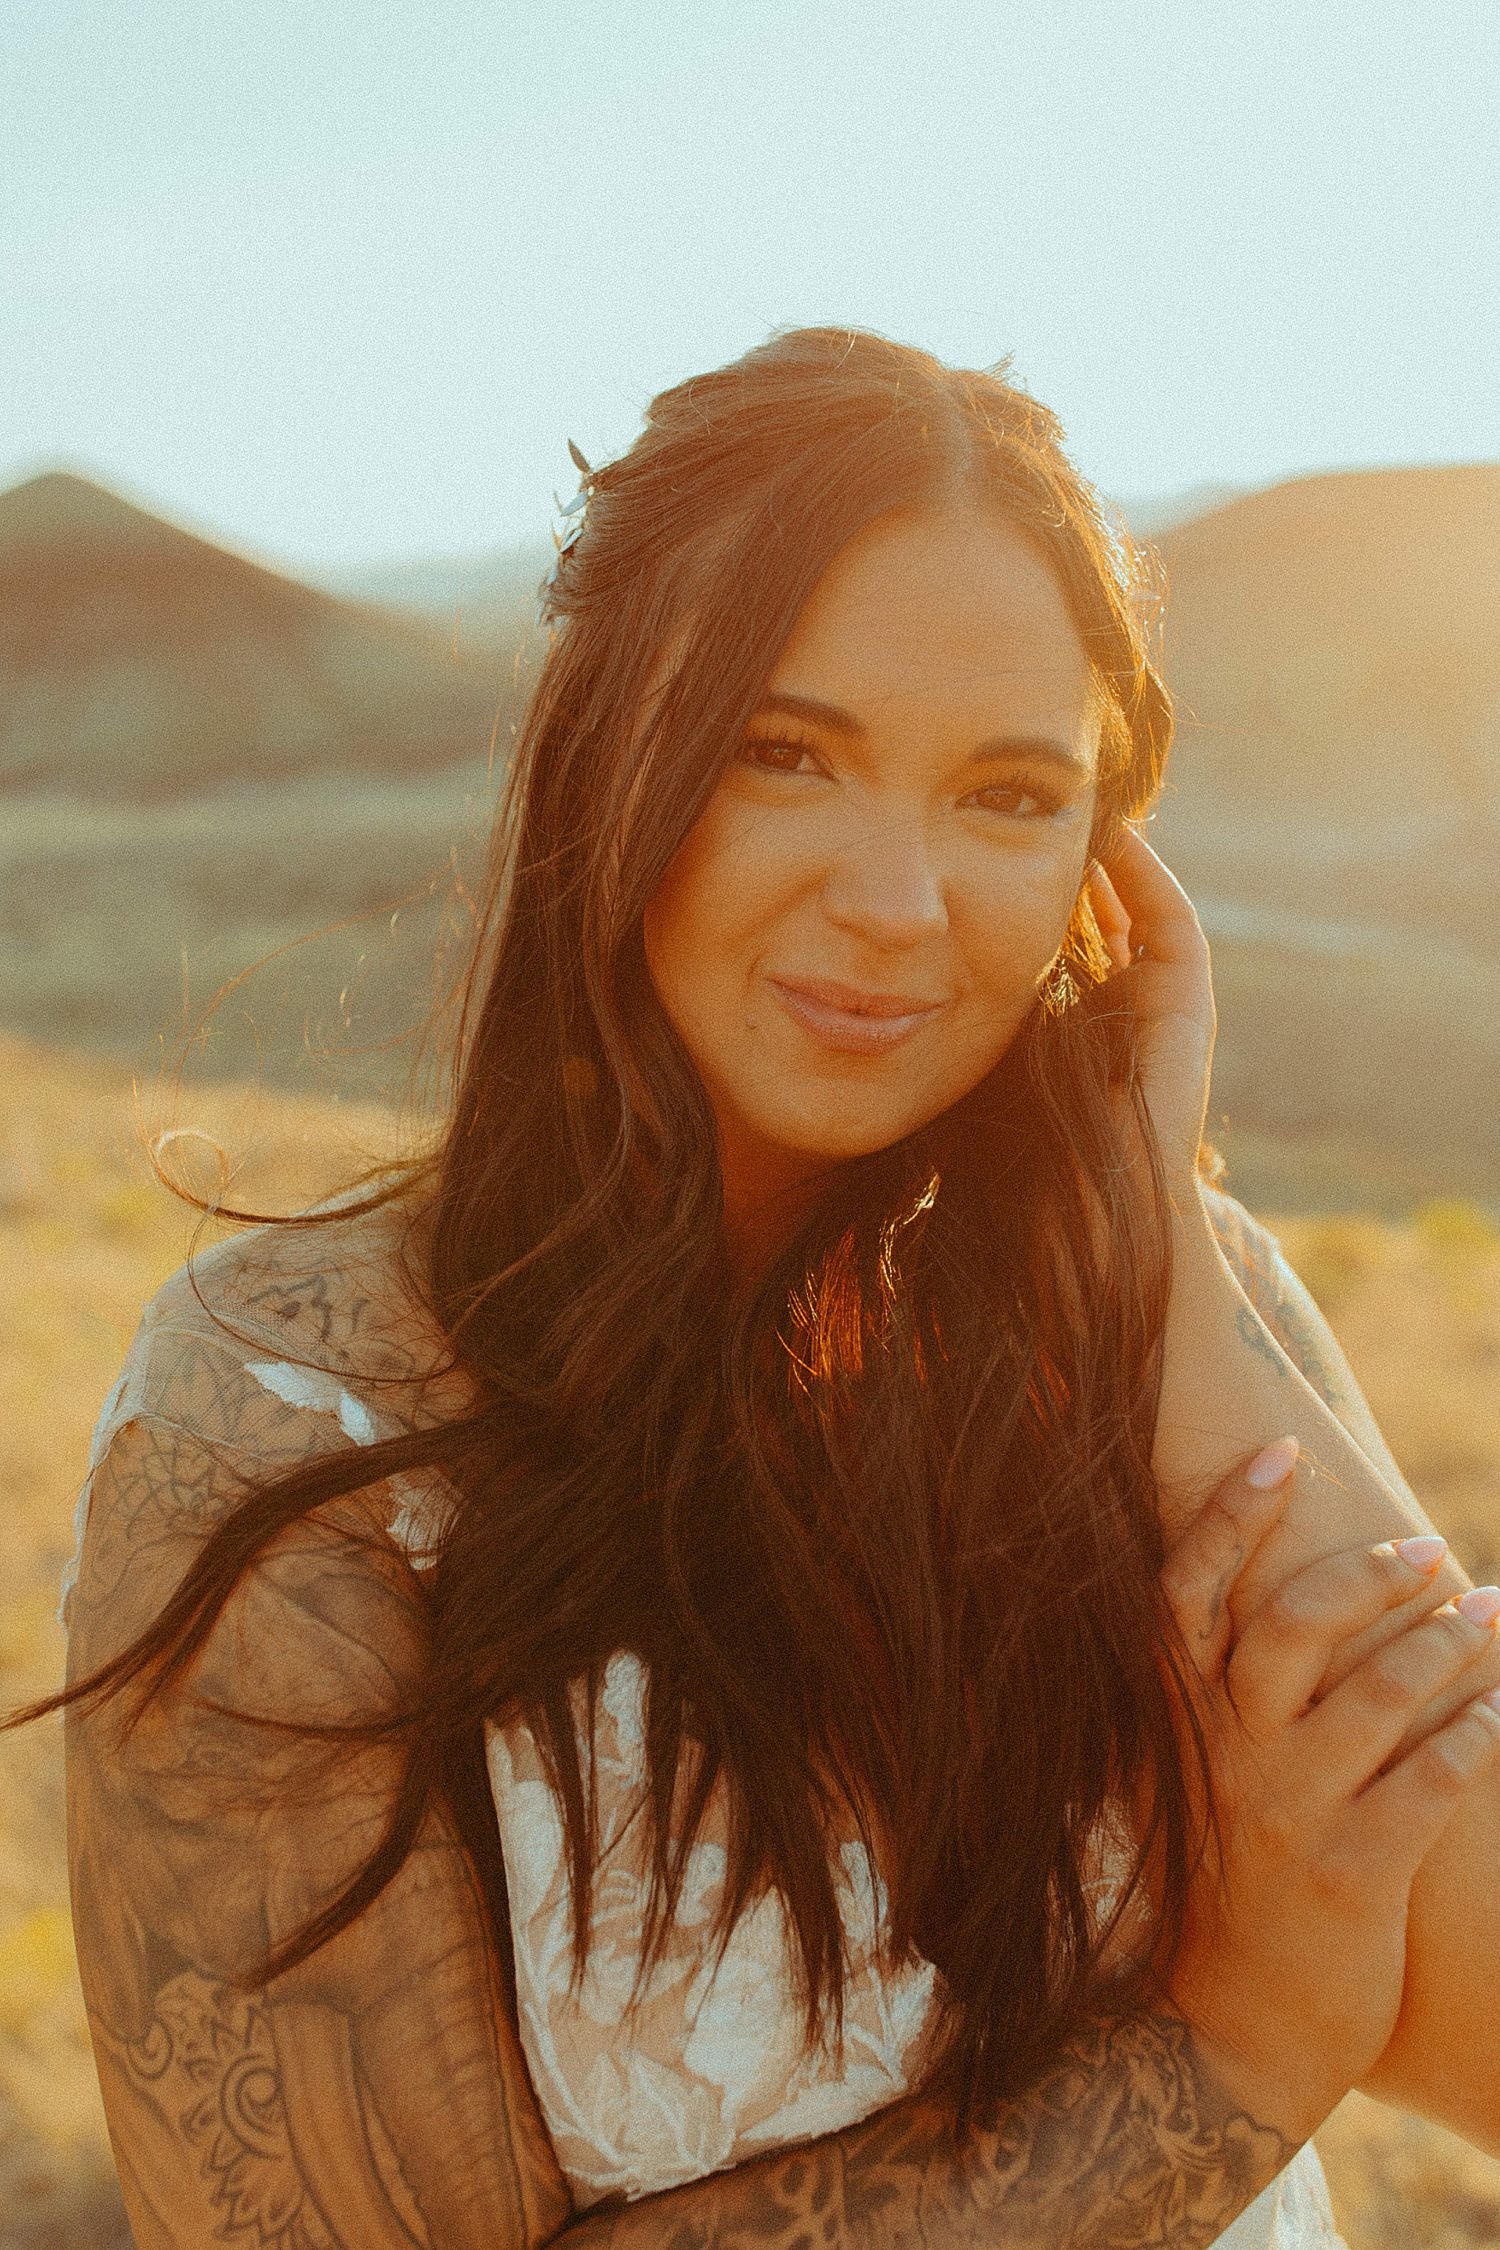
[643,503,1103,1214]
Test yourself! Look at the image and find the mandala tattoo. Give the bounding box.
[131,1974,337,2248]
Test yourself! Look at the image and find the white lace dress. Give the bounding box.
[61,1223,1349,2245]
[486,1652,1346,2244]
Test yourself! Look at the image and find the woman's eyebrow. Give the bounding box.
[754,690,1093,775]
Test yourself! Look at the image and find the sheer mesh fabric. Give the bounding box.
[60,1192,1343,2242]
[60,1201,568,2245]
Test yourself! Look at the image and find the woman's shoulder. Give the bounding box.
[61,1189,476,1627]
[123,1186,477,1441]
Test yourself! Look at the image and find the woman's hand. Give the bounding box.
[1086,827,1217,1201]
[1147,1441,1500,2136]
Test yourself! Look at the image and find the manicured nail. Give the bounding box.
[1394,1535,1448,1575]
[1246,1437,1300,1490]
[1483,1689,1500,1714]
[1457,1587,1500,1628]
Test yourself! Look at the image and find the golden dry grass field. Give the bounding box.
[2,1027,1499,2247]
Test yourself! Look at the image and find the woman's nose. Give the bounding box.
[821,811,948,950]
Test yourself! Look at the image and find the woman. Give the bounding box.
[24,326,1500,2247]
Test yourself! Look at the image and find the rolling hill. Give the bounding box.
[0,471,522,801]
[1151,462,1499,898]
[1143,464,1500,1201]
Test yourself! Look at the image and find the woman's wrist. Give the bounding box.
[1150,1188,1262,1515]
[565,2010,1314,2248]
[1166,2003,1345,2153]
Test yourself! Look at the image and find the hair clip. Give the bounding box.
[536,439,596,625]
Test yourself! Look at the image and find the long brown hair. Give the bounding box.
[15,325,1220,2142]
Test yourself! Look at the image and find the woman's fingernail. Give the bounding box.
[1393,1535,1448,1575]
[1246,1436,1301,1490]
[1457,1586,1500,1628]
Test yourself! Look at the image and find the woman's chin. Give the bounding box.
[741,1102,942,1175]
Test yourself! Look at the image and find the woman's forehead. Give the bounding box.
[782,505,1086,659]
[629,502,1100,765]
[764,515,1096,761]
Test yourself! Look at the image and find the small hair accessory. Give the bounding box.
[536,438,595,624]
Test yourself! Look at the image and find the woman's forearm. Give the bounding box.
[559,2010,1305,2248]
[1153,1187,1500,2149]
[1152,1190,1491,1712]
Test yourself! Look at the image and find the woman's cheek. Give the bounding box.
[963,849,1085,999]
[643,793,800,1037]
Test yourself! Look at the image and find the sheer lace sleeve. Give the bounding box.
[62,1236,573,2247]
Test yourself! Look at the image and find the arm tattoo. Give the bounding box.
[98,1975,362,2247]
[1211,1201,1349,1417]
[564,2012,1300,2248]
[1256,1269,1347,1416]
[68,1408,572,2249]
[1235,1298,1292,1377]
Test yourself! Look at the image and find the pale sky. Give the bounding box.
[3,0,1496,571]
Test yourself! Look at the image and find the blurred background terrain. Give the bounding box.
[2,458,1499,2243]
[3,459,1496,1209]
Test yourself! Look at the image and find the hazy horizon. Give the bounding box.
[0,458,1270,579]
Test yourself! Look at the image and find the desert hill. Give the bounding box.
[1150,463,1500,929]
[0,471,519,801]
[1156,462,1500,821]
[1136,464,1500,1199]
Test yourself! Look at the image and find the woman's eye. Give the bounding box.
[967,782,1064,821]
[735,744,1065,817]
[739,735,820,775]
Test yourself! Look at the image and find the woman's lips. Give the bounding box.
[767,976,945,1055]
